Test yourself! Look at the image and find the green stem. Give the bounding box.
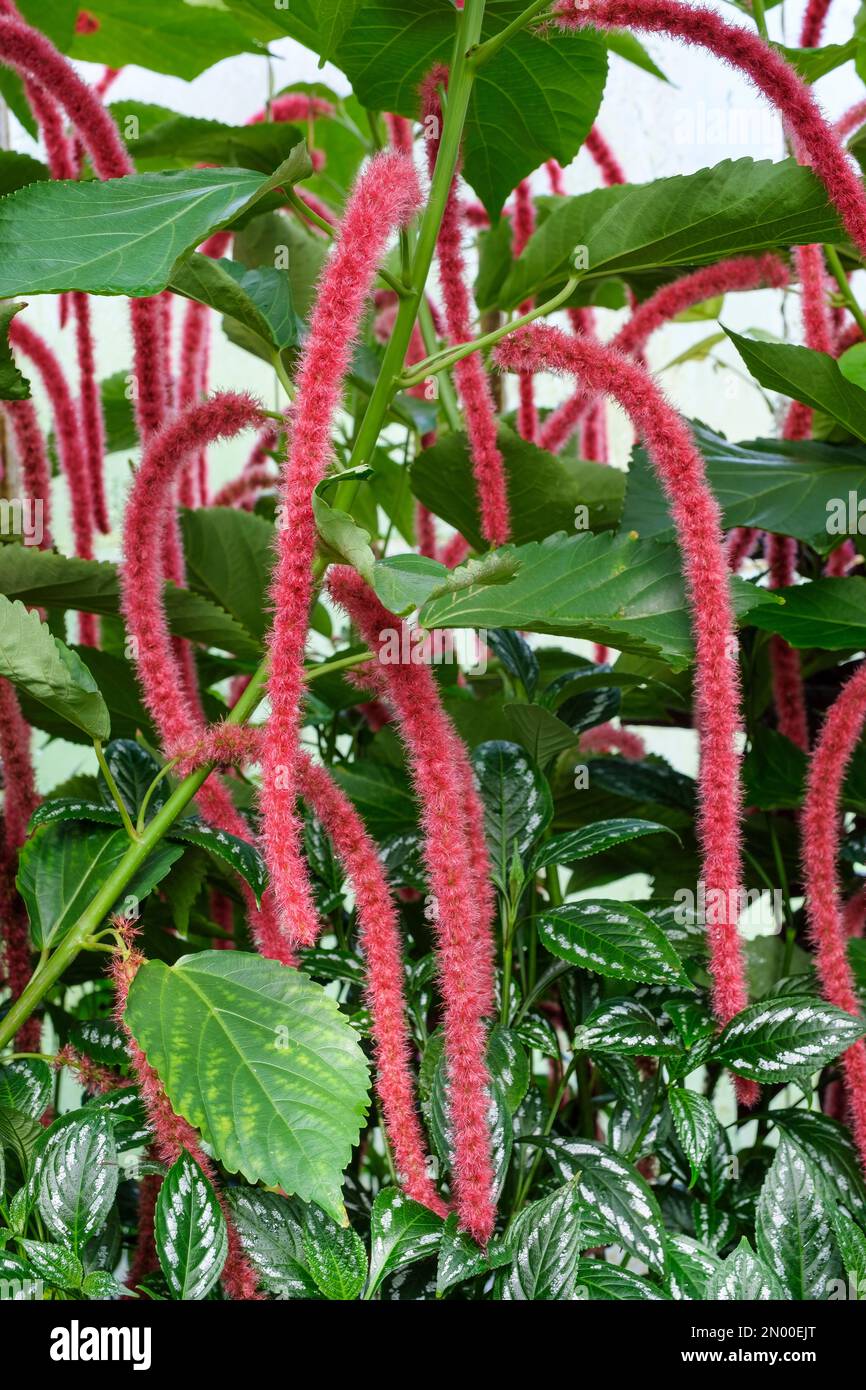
[417,296,461,433]
[468,0,551,68]
[305,648,374,682]
[341,0,488,485]
[397,276,580,390]
[285,187,410,299]
[135,757,180,836]
[0,665,270,1054]
[750,0,768,39]
[825,244,866,338]
[94,739,140,843]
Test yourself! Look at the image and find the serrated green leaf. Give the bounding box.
[0,596,109,739]
[0,301,30,401]
[472,740,552,889]
[668,1087,721,1186]
[539,898,693,989]
[168,821,268,906]
[0,1060,51,1120]
[502,1182,582,1301]
[575,1259,667,1300]
[706,1238,787,1300]
[713,996,866,1082]
[155,1150,228,1301]
[749,577,866,652]
[727,330,866,442]
[532,819,677,873]
[124,952,370,1221]
[301,1204,367,1301]
[36,1114,118,1252]
[17,1239,82,1291]
[366,1188,444,1298]
[225,1188,318,1300]
[756,1137,840,1299]
[541,1137,667,1274]
[666,1233,722,1300]
[575,998,684,1057]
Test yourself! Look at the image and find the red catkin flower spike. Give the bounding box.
[800,0,832,48]
[72,292,110,534]
[328,568,497,1242]
[261,151,421,948]
[496,325,757,1105]
[553,1,866,260]
[385,113,414,155]
[0,677,41,1051]
[584,125,626,185]
[421,68,510,546]
[802,660,866,1167]
[767,534,809,750]
[2,400,52,549]
[836,99,866,140]
[512,179,539,443]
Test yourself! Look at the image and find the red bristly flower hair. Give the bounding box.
[512,179,539,442]
[802,660,866,1166]
[2,399,53,550]
[584,126,626,185]
[553,1,866,259]
[0,677,41,1052]
[421,67,510,546]
[496,324,757,1105]
[260,150,421,948]
[328,567,497,1243]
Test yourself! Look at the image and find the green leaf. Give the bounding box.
[418,532,779,673]
[472,740,552,888]
[542,1137,668,1274]
[168,821,268,906]
[17,1240,82,1292]
[116,106,306,175]
[0,302,30,402]
[225,1188,318,1299]
[371,554,448,616]
[538,900,693,988]
[17,822,183,949]
[0,151,49,199]
[0,155,311,300]
[332,762,418,838]
[756,1137,840,1299]
[502,1182,582,1301]
[411,428,624,549]
[101,370,138,454]
[68,1019,128,1069]
[496,158,842,310]
[531,819,678,872]
[833,1209,866,1297]
[70,0,266,80]
[775,37,858,82]
[668,1088,720,1186]
[301,1204,367,1301]
[312,472,377,584]
[706,1238,787,1300]
[727,330,866,442]
[334,2,607,218]
[0,596,110,740]
[666,1233,722,1300]
[713,996,866,1083]
[575,1260,667,1300]
[81,1269,130,1301]
[771,1110,866,1223]
[0,1061,52,1120]
[575,998,683,1058]
[504,704,581,768]
[623,423,866,556]
[36,1114,118,1252]
[435,1213,512,1298]
[365,1188,444,1299]
[742,727,808,811]
[171,255,304,356]
[124,951,370,1222]
[155,1150,228,1301]
[748,577,866,652]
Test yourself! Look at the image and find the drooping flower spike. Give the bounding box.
[553,0,866,260]
[836,99,866,140]
[0,677,41,1051]
[802,660,866,1166]
[800,0,833,47]
[420,67,511,547]
[512,180,539,443]
[2,400,53,550]
[247,93,335,125]
[260,150,421,949]
[0,12,169,464]
[584,126,626,186]
[119,391,291,964]
[385,112,414,155]
[328,567,497,1243]
[496,325,756,1105]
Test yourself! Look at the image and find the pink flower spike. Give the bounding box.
[261,151,421,950]
[297,756,447,1216]
[554,1,866,259]
[246,93,335,125]
[584,126,626,186]
[836,99,866,140]
[545,159,567,196]
[512,180,538,443]
[767,534,809,750]
[802,658,866,1167]
[328,568,497,1242]
[800,0,832,47]
[385,113,414,155]
[496,324,756,1105]
[2,399,52,549]
[71,292,109,534]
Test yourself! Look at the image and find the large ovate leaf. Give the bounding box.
[0,152,311,300]
[155,1151,228,1301]
[624,423,866,556]
[538,900,693,988]
[748,577,866,652]
[333,1,607,218]
[495,158,841,309]
[755,1137,840,1299]
[16,821,183,949]
[0,596,109,740]
[114,105,305,174]
[419,532,778,672]
[70,0,266,79]
[225,1188,318,1300]
[713,996,866,1082]
[542,1137,668,1275]
[124,951,370,1222]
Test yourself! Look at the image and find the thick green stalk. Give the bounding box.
[341,0,487,484]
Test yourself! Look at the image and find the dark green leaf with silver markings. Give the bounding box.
[155,1150,228,1301]
[538,900,692,988]
[713,996,866,1082]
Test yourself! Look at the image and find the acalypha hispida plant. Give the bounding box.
[1,0,866,1314]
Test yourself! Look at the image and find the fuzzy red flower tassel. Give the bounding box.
[328,567,497,1243]
[554,1,866,259]
[260,151,421,948]
[802,660,866,1168]
[497,325,756,1105]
